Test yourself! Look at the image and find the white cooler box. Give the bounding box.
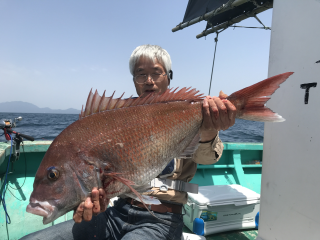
[183,184,260,236]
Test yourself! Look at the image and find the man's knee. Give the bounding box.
[19,220,75,240]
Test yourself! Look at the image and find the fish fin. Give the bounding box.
[132,183,152,193]
[98,90,106,112]
[123,96,134,107]
[79,87,204,119]
[179,133,200,158]
[101,91,114,112]
[106,91,116,110]
[91,90,101,114]
[79,105,84,120]
[114,93,126,108]
[131,95,144,107]
[227,72,294,122]
[84,88,93,117]
[109,94,126,110]
[219,90,228,99]
[105,173,164,221]
[166,87,179,101]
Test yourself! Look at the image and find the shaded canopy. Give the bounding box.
[183,0,272,29]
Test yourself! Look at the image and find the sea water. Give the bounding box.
[0,112,263,143]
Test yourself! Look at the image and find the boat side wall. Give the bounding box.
[191,143,263,194]
[259,0,320,239]
[0,141,74,240]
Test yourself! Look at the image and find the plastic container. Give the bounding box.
[183,184,260,236]
[181,232,206,240]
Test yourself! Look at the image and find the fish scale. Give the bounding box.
[26,73,294,224]
[80,100,203,191]
[53,100,201,198]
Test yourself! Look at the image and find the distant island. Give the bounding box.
[0,101,80,114]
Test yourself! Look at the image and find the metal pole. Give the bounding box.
[196,2,273,39]
[172,0,248,32]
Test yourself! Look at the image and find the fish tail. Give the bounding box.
[226,72,294,122]
[106,173,164,222]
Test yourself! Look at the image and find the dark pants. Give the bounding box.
[20,198,184,240]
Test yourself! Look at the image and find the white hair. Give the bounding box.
[129,44,172,76]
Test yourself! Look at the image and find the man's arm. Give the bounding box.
[193,134,224,165]
[193,95,236,165]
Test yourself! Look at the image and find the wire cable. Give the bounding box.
[208,33,219,96]
[0,133,13,224]
[9,142,27,190]
[232,25,270,29]
[208,28,226,95]
[6,186,24,201]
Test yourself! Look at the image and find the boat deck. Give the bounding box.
[1,141,262,240]
[183,226,258,240]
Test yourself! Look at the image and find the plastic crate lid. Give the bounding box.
[187,184,260,206]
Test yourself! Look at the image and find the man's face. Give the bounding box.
[134,57,169,97]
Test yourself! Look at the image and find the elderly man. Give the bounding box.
[20,45,236,240]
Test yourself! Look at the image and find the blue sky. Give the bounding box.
[0,1,273,110]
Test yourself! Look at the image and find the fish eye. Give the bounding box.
[47,167,60,181]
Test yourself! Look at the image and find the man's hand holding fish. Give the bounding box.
[73,187,108,223]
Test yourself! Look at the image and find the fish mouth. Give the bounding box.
[26,200,57,224]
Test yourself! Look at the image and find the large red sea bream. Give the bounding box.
[26,72,293,224]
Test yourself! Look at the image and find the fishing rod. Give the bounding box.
[1,117,34,160]
[0,117,32,137]
[0,117,34,224]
